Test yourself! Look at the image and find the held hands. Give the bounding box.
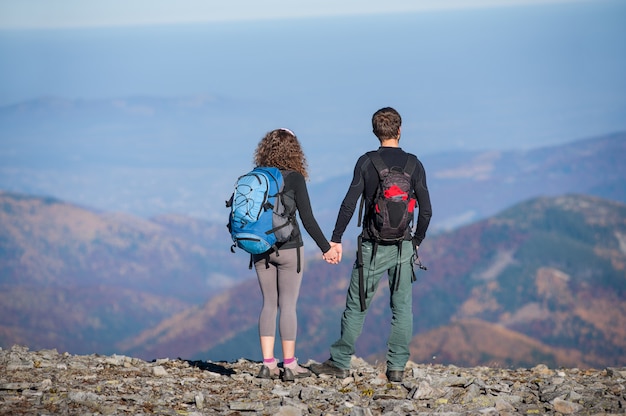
[322,246,339,264]
[322,242,343,264]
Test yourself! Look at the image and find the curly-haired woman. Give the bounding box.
[251,128,338,381]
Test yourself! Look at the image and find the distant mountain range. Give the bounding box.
[309,131,626,233]
[1,97,624,234]
[0,192,244,354]
[124,194,626,369]
[1,191,625,369]
[1,127,625,368]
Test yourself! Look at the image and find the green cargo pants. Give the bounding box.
[329,239,415,371]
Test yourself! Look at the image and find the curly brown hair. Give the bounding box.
[254,128,309,179]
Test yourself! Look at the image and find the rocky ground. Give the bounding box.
[1,345,624,415]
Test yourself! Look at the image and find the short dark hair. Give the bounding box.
[372,107,402,140]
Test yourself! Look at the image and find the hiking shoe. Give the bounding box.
[282,359,311,381]
[309,359,349,378]
[256,359,280,379]
[386,369,404,383]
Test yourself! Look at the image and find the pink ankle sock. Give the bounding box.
[263,358,275,364]
[283,357,295,365]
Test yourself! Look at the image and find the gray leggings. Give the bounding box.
[254,247,303,341]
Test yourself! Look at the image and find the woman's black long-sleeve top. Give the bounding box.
[278,170,331,253]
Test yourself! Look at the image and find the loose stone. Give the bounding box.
[1,345,625,415]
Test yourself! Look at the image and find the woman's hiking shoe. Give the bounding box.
[282,359,311,381]
[257,365,280,379]
[309,359,350,378]
[256,359,280,379]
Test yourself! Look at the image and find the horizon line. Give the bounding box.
[0,0,590,30]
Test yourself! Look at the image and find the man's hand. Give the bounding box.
[331,242,342,263]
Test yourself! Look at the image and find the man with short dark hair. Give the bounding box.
[311,107,432,382]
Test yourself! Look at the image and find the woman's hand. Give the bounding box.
[322,242,342,264]
[323,246,339,264]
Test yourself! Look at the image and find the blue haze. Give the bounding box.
[0,0,625,222]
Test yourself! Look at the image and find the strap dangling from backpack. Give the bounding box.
[394,242,403,291]
[270,245,301,273]
[357,197,365,228]
[249,252,271,270]
[384,242,405,292]
[357,235,366,312]
[296,246,301,274]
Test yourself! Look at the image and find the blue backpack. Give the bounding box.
[226,167,295,255]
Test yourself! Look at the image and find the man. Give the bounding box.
[311,107,432,382]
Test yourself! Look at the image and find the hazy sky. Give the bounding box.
[1,0,585,28]
[0,0,624,222]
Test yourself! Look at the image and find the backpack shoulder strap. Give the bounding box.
[256,166,283,186]
[366,150,388,178]
[403,155,418,176]
[403,155,418,198]
[359,151,387,227]
[368,150,417,178]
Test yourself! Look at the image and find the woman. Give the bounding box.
[252,128,337,381]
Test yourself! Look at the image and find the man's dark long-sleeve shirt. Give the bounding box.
[331,146,432,247]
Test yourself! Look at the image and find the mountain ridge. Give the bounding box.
[1,191,625,368]
[1,95,624,231]
[117,194,626,368]
[1,129,625,368]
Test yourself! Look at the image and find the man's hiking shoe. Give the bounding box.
[309,359,349,378]
[386,369,404,383]
[256,359,280,379]
[282,359,311,381]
